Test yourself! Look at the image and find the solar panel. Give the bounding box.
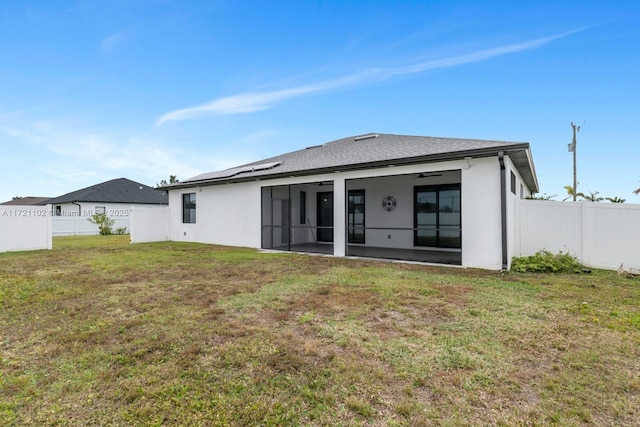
[184,161,283,183]
[249,161,282,172]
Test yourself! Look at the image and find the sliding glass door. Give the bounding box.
[414,184,461,248]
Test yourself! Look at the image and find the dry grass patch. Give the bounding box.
[1,235,639,426]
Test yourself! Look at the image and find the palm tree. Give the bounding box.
[526,193,556,200]
[156,175,179,188]
[605,196,625,203]
[563,184,579,201]
[580,191,604,202]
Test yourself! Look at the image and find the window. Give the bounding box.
[510,171,516,194]
[414,184,461,248]
[348,190,365,244]
[299,191,306,224]
[95,206,106,215]
[182,193,196,223]
[520,184,524,199]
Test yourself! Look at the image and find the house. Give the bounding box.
[0,196,52,205]
[163,133,538,270]
[43,178,168,217]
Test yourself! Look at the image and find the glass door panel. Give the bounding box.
[317,191,334,242]
[414,185,461,248]
[348,190,365,244]
[438,188,460,248]
[415,190,437,246]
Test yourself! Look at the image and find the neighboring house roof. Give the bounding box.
[171,133,538,192]
[43,178,168,205]
[0,196,52,205]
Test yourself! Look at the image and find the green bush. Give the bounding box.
[87,213,115,236]
[511,250,584,273]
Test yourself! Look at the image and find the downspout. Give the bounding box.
[498,152,508,270]
[287,184,291,252]
[269,187,274,250]
[260,187,264,249]
[72,201,81,216]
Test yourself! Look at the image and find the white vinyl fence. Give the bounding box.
[3,199,638,272]
[0,205,52,252]
[52,216,130,236]
[130,206,169,243]
[514,200,640,270]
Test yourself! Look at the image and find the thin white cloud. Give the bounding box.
[2,126,34,139]
[101,31,127,51]
[156,30,580,125]
[381,30,580,77]
[2,121,203,188]
[155,73,369,124]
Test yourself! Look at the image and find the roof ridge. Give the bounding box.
[42,178,167,205]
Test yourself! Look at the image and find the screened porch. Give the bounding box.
[260,170,462,265]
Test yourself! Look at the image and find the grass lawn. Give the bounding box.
[1,236,639,426]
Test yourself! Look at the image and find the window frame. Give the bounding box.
[348,189,365,244]
[182,193,196,224]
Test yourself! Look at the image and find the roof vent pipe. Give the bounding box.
[354,134,379,141]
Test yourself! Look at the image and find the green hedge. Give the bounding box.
[511,250,585,273]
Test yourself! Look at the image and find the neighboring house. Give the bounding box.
[163,133,538,270]
[43,178,168,217]
[0,197,52,205]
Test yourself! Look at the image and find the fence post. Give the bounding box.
[130,206,135,243]
[46,204,53,249]
[581,201,588,266]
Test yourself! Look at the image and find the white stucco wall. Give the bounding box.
[504,155,533,267]
[333,177,346,256]
[459,157,503,269]
[166,157,512,269]
[169,181,262,248]
[130,206,170,243]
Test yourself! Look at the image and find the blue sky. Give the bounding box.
[1,1,639,203]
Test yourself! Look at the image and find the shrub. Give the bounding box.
[87,213,115,235]
[511,250,584,273]
[114,227,128,235]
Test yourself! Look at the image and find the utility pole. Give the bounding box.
[568,122,580,201]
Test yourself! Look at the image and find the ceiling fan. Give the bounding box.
[414,172,443,179]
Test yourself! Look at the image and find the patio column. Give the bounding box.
[333,176,346,256]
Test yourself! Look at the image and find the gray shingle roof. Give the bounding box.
[174,133,538,192]
[0,196,52,205]
[43,178,168,205]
